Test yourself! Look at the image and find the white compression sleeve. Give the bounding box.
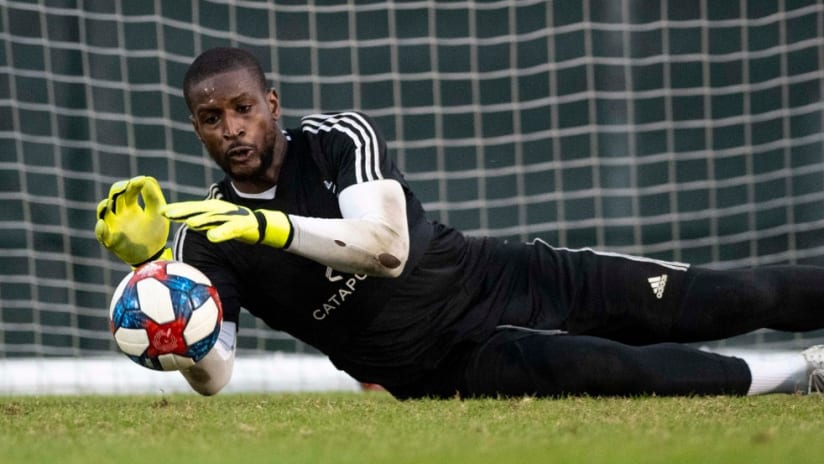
[180,321,236,396]
[286,179,410,278]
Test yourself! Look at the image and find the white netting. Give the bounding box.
[1,0,824,392]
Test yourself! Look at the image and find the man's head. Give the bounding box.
[183,47,267,112]
[183,47,285,193]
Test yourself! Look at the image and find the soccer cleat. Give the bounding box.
[801,345,824,394]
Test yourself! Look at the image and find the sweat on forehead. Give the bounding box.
[183,47,268,109]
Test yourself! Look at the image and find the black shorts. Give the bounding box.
[496,241,692,345]
[507,243,824,342]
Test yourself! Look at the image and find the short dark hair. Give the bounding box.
[182,47,268,111]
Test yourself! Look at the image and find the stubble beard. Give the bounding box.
[219,128,277,183]
[228,145,274,183]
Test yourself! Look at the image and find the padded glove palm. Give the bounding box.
[95,176,171,267]
[161,199,293,248]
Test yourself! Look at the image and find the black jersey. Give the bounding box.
[173,112,508,385]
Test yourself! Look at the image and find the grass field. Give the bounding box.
[1,391,822,464]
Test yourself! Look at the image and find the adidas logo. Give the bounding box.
[648,274,668,299]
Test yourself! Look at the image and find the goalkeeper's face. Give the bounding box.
[187,68,281,188]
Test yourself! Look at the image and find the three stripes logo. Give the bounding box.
[648,274,668,299]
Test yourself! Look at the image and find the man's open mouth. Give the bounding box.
[226,145,254,161]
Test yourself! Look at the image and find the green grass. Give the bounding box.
[1,392,822,464]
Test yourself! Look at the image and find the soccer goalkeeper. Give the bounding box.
[97,47,824,398]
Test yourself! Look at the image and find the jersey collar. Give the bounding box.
[230,182,277,200]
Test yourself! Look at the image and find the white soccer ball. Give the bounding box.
[108,260,223,371]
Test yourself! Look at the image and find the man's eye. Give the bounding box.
[238,105,252,113]
[202,115,219,125]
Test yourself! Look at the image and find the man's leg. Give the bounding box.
[524,245,824,343]
[461,328,753,397]
[672,266,824,340]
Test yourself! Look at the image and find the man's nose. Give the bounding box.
[222,116,245,138]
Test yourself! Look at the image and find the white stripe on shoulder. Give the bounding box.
[172,183,222,260]
[301,112,383,184]
[172,223,188,261]
[529,238,691,272]
[207,183,223,200]
[343,112,382,183]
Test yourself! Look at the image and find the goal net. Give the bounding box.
[2,0,824,393]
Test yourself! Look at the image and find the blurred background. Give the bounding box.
[1,0,824,393]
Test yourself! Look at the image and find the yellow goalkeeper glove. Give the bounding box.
[95,175,172,267]
[161,199,293,248]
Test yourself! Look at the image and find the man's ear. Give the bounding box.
[267,88,281,120]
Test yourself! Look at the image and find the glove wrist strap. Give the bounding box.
[254,210,294,249]
[254,211,268,246]
[131,247,172,268]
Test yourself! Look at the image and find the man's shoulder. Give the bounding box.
[299,110,374,126]
[298,111,381,140]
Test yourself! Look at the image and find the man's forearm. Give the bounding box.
[286,179,410,278]
[180,321,236,396]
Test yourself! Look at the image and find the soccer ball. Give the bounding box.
[109,260,223,371]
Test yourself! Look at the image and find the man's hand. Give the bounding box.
[95,176,171,267]
[162,199,293,248]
